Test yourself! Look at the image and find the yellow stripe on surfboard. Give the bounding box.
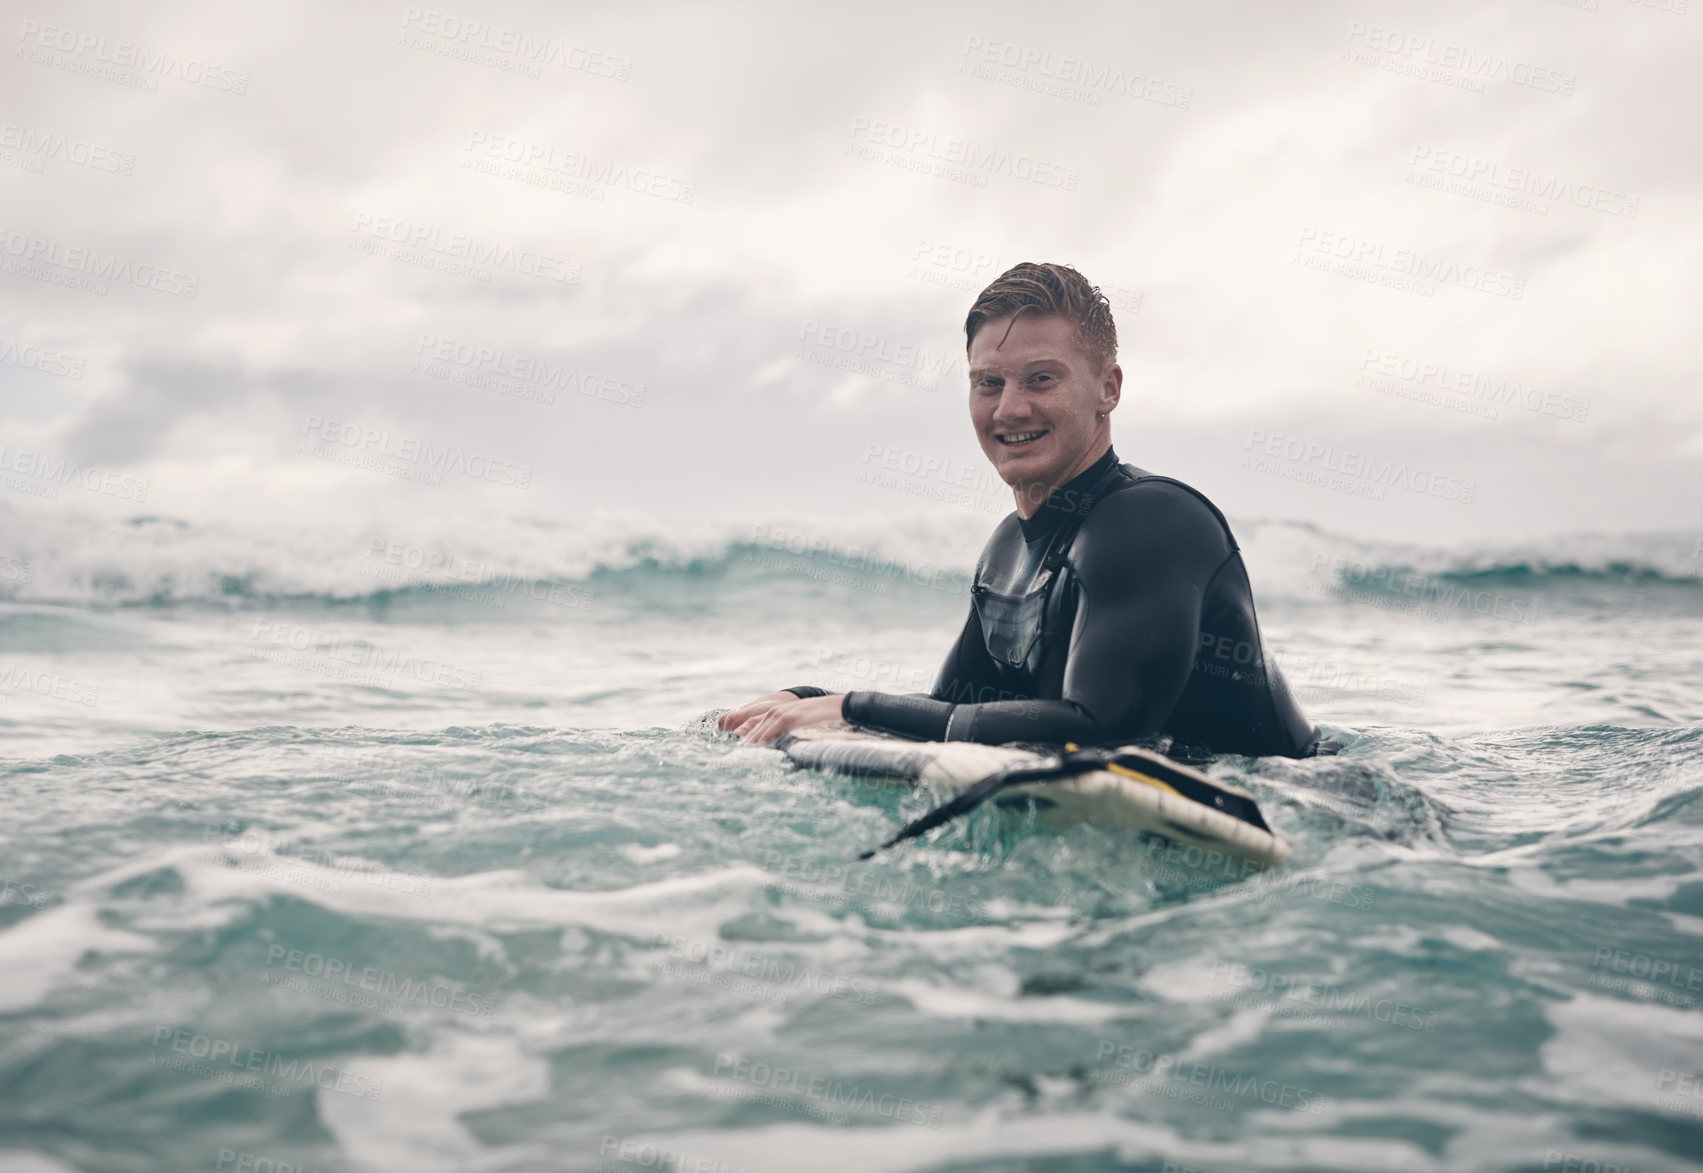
[1064,742,1183,798]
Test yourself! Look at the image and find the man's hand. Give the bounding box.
[735,694,846,745]
[717,691,803,733]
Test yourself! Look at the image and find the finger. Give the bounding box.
[725,701,761,724]
[743,714,780,745]
[722,695,779,729]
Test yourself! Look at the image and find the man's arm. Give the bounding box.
[728,589,998,744]
[838,596,1001,740]
[723,618,983,742]
[848,483,1232,745]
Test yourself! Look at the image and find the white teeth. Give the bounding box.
[999,430,1046,444]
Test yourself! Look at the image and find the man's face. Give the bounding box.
[968,312,1120,504]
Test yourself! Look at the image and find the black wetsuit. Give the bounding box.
[835,447,1320,758]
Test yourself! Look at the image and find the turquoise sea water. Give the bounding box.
[1,506,1701,1172]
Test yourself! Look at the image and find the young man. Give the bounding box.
[722,262,1320,758]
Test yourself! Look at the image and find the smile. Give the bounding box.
[996,429,1049,446]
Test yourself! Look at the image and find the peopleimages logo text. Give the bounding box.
[16,20,250,92]
[0,123,135,174]
[149,1027,381,1099]
[1409,148,1638,218]
[959,36,1192,107]
[464,133,695,203]
[1243,431,1477,504]
[847,118,1079,190]
[0,230,199,298]
[400,8,632,78]
[299,415,533,489]
[0,448,148,500]
[1294,227,1524,300]
[350,213,578,283]
[0,338,85,379]
[263,945,496,1018]
[1344,24,1575,95]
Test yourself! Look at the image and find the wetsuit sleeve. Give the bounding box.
[840,600,999,740]
[849,484,1231,746]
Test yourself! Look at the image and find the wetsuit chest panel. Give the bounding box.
[972,573,1053,671]
[971,530,1075,677]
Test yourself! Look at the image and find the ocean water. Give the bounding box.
[1,502,1701,1173]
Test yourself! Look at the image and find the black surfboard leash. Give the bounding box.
[857,745,1115,859]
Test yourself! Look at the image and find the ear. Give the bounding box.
[1099,362,1122,414]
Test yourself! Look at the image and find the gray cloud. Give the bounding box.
[1,0,1697,540]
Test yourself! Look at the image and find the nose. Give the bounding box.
[990,384,1031,426]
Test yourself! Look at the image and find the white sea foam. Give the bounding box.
[2,498,1694,607]
[0,902,154,1014]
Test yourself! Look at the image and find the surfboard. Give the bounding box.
[777,727,1291,869]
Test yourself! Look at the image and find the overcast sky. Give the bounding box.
[2,0,1699,547]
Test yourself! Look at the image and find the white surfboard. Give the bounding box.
[778,727,1290,869]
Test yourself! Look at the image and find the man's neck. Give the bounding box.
[1012,439,1114,519]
